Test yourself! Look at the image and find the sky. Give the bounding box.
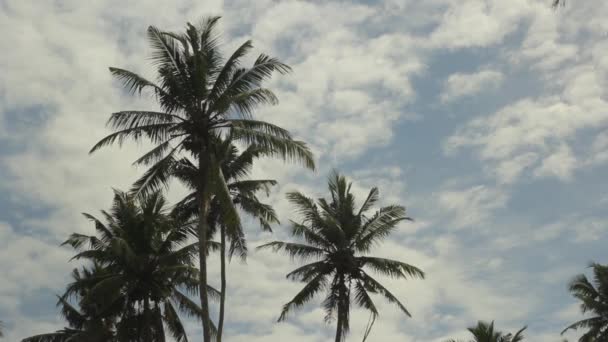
[0,0,607,341]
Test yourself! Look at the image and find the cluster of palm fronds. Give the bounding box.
[16,16,424,342]
[9,5,606,341]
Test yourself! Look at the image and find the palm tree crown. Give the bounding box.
[562,263,608,342]
[61,190,213,341]
[23,264,117,342]
[91,17,314,342]
[139,137,280,340]
[259,172,424,342]
[446,321,526,342]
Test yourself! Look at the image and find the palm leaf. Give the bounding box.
[257,241,325,260]
[89,123,175,153]
[230,123,315,170]
[278,272,328,321]
[360,271,411,317]
[163,300,189,342]
[358,256,424,279]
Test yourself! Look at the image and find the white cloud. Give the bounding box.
[0,0,605,341]
[446,92,607,183]
[533,144,577,181]
[438,185,508,229]
[441,69,504,103]
[494,152,538,184]
[429,0,534,49]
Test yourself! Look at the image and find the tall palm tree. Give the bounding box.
[22,264,117,342]
[134,137,280,341]
[445,321,527,342]
[90,16,314,342]
[258,172,424,342]
[562,263,608,341]
[61,190,216,341]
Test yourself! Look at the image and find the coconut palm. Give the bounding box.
[562,263,608,341]
[61,190,216,341]
[258,172,424,342]
[90,16,314,342]
[446,321,527,342]
[134,137,279,340]
[22,264,117,342]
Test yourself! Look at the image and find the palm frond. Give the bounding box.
[229,119,293,139]
[107,110,182,131]
[21,330,78,342]
[130,152,179,198]
[286,261,332,282]
[89,123,175,153]
[278,272,328,321]
[163,300,188,342]
[360,271,411,317]
[257,241,325,260]
[227,88,279,116]
[289,221,333,250]
[358,257,424,279]
[236,194,279,232]
[209,40,254,102]
[230,122,315,170]
[171,289,205,319]
[81,213,114,242]
[358,187,379,217]
[109,67,162,96]
[147,26,187,79]
[510,326,527,342]
[354,280,378,317]
[61,233,104,251]
[56,296,86,329]
[286,191,322,224]
[355,205,410,252]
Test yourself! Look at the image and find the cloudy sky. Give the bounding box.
[1,0,607,341]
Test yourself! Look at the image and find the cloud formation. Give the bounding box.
[1,0,607,341]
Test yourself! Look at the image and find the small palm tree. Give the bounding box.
[134,137,280,339]
[446,321,526,342]
[22,264,117,342]
[562,263,608,341]
[90,17,314,342]
[258,172,424,342]
[62,190,215,341]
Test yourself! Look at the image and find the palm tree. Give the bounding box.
[562,263,608,341]
[0,321,3,338]
[61,190,215,341]
[258,172,424,342]
[90,16,315,342]
[446,321,526,342]
[134,137,280,340]
[22,264,117,342]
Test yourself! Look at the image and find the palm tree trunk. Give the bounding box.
[198,151,213,342]
[335,275,350,342]
[217,224,227,342]
[143,297,151,342]
[335,304,343,342]
[335,274,345,342]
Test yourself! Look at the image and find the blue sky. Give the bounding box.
[1,0,607,341]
